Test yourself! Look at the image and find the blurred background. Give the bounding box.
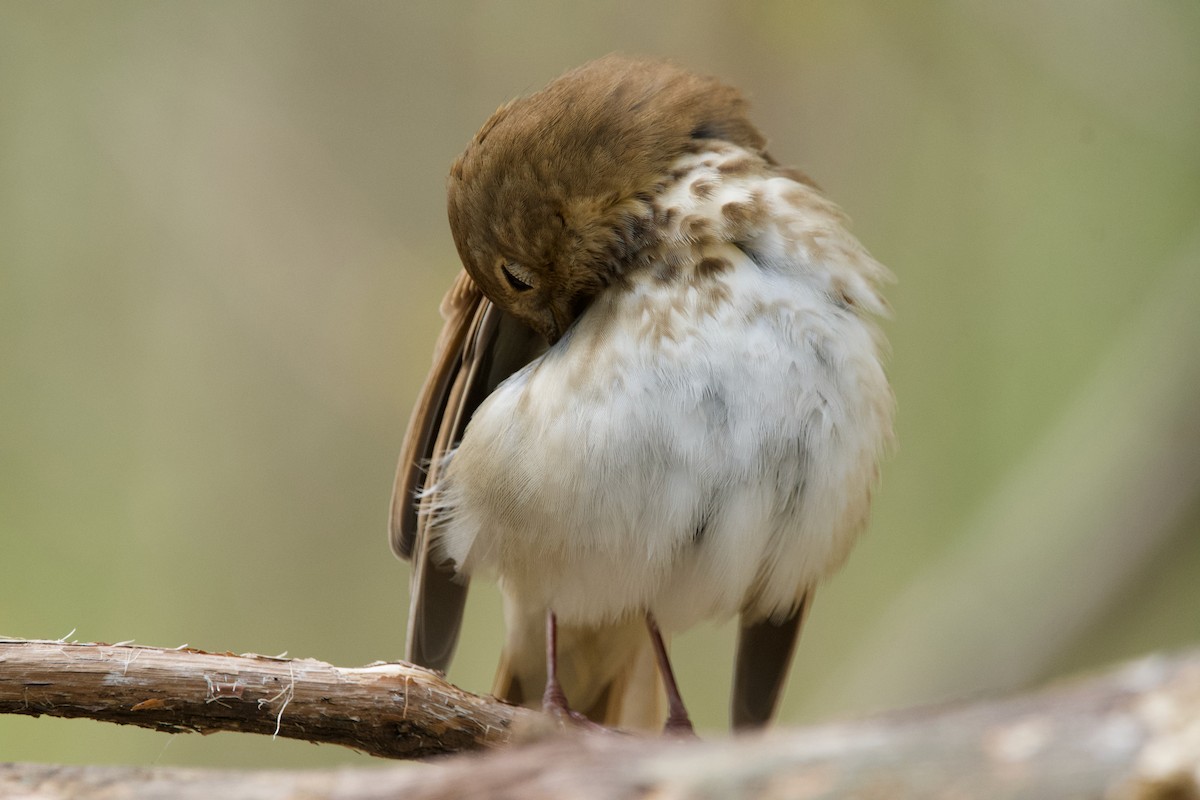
[2,0,1198,770]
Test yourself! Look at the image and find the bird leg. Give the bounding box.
[541,609,572,714]
[541,609,602,728]
[646,614,697,736]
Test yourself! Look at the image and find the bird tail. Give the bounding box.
[493,596,662,729]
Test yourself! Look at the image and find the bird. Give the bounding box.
[390,54,893,733]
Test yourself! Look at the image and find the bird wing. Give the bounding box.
[389,269,545,670]
[731,591,813,728]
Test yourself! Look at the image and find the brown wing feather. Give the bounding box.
[731,591,813,729]
[389,270,545,670]
[390,270,485,560]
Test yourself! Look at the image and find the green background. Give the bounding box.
[2,1,1198,769]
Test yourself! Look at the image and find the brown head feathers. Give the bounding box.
[446,54,771,342]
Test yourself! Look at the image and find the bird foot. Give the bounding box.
[662,711,698,739]
[542,681,611,733]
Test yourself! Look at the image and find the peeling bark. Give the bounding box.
[2,638,1199,799]
[0,637,537,758]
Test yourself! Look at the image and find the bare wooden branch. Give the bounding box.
[0,637,538,758]
[3,638,1199,799]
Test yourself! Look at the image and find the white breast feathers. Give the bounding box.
[432,144,893,631]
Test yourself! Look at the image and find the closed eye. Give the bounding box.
[500,262,534,292]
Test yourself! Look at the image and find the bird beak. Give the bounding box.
[538,296,574,345]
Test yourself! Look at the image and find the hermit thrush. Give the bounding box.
[390,54,893,733]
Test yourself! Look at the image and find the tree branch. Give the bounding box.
[0,637,536,758]
[2,638,1199,798]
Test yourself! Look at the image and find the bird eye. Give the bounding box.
[500,262,535,292]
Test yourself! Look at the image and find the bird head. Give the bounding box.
[446,54,768,343]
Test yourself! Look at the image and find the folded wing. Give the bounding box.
[389,270,545,670]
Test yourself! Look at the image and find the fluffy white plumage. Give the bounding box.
[433,143,893,633]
